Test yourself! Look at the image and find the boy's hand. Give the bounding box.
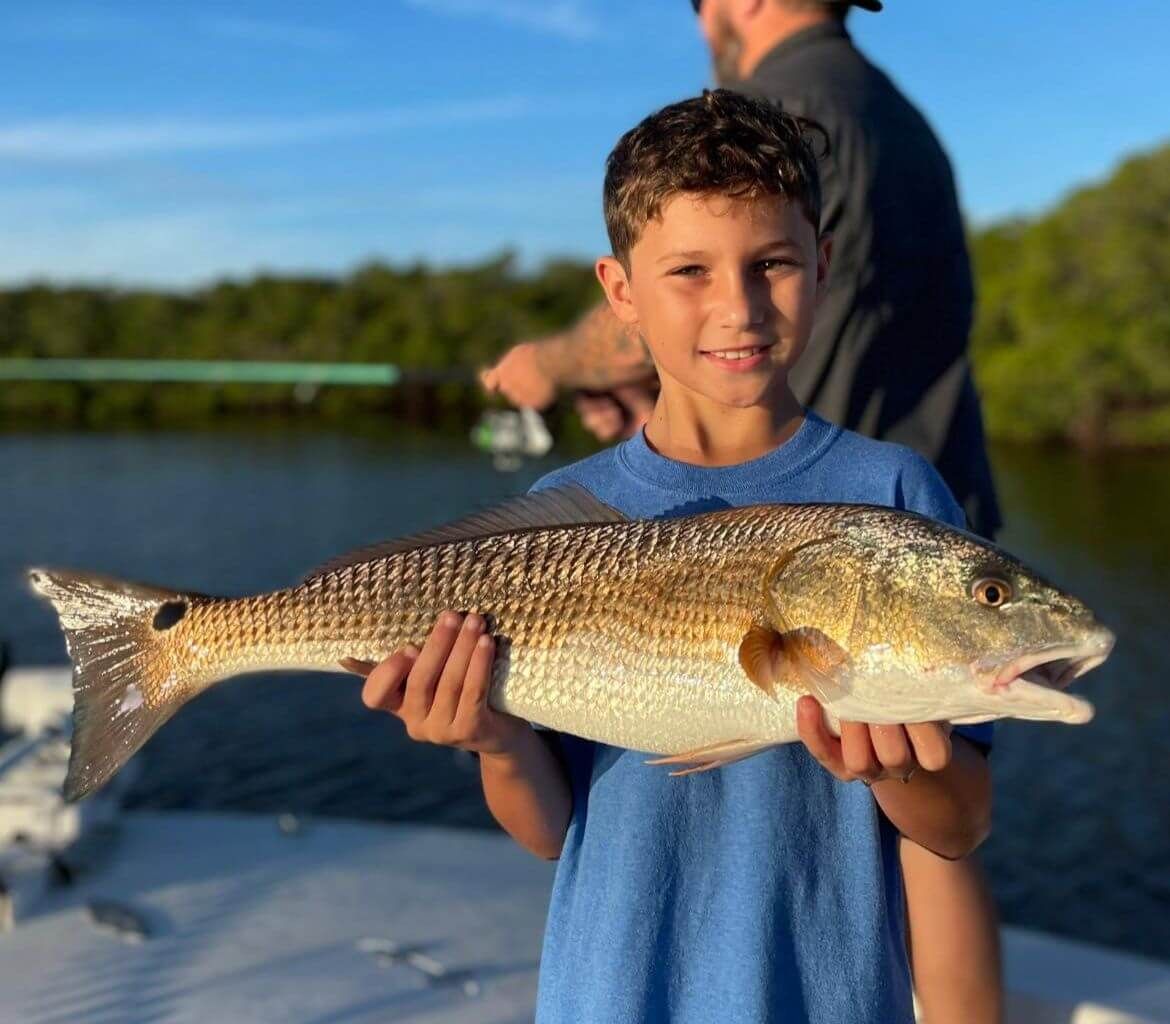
[343,611,529,757]
[796,695,953,785]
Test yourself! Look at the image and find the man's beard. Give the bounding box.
[710,12,743,86]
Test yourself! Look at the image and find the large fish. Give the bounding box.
[30,486,1113,801]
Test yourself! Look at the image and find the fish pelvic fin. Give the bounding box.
[645,739,775,776]
[28,567,205,802]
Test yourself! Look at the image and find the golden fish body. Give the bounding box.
[30,487,1114,800]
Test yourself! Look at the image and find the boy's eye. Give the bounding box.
[755,258,799,273]
[670,265,706,277]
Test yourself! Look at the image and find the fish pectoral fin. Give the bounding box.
[737,624,850,704]
[738,624,785,697]
[645,739,773,776]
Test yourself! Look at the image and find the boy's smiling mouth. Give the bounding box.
[700,342,775,371]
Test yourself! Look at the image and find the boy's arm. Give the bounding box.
[480,302,656,409]
[345,611,571,860]
[480,732,572,860]
[797,697,992,860]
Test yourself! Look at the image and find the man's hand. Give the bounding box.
[480,339,559,410]
[574,383,657,442]
[796,694,952,784]
[481,302,657,415]
[343,611,529,757]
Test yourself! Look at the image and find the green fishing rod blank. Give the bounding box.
[0,358,472,386]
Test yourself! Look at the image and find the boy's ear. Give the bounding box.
[815,232,833,304]
[595,256,640,327]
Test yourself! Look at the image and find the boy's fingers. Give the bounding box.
[868,724,915,777]
[360,648,417,714]
[402,612,462,722]
[904,722,952,773]
[840,721,880,781]
[454,633,497,725]
[796,696,846,778]
[428,614,486,727]
[340,657,377,678]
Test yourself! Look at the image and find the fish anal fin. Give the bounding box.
[666,761,728,777]
[738,624,851,703]
[302,484,627,580]
[645,738,773,776]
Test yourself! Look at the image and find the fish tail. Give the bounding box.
[28,567,203,802]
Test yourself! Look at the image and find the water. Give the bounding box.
[1,429,1167,961]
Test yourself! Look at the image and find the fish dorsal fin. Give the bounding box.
[302,484,627,580]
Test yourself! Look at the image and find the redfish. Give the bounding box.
[30,485,1113,800]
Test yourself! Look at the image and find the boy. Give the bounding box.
[353,90,992,1023]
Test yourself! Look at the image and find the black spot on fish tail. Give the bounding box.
[152,601,187,631]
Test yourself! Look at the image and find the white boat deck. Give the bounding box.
[1,811,553,1024]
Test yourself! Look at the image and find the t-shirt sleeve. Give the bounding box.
[896,453,967,531]
[527,466,569,495]
[896,453,994,751]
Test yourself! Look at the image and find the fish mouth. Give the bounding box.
[976,630,1115,724]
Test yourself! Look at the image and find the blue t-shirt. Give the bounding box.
[528,412,989,1024]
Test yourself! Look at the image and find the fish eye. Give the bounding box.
[972,577,1012,608]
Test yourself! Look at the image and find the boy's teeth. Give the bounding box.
[710,347,762,360]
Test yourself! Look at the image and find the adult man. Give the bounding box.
[482,4,1003,1022]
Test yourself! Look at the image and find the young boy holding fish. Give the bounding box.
[356,91,993,1023]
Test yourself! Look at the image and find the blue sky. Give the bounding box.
[1,0,1166,287]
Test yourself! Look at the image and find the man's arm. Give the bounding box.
[481,301,656,409]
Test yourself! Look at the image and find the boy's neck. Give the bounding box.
[642,383,805,467]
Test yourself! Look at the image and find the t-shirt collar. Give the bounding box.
[616,410,839,496]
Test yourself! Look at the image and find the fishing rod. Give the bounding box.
[0,357,553,468]
[0,357,467,387]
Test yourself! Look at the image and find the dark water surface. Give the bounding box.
[2,430,1167,961]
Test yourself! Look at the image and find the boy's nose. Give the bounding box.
[715,273,767,330]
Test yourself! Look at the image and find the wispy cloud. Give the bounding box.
[0,210,326,287]
[0,96,583,161]
[200,16,347,51]
[403,0,600,41]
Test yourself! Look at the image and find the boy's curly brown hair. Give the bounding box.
[603,89,826,270]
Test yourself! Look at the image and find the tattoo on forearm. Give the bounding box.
[543,303,656,389]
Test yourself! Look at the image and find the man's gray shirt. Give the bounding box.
[742,22,1001,537]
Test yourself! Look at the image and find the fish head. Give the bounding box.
[764,508,1114,726]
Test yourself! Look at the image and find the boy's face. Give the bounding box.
[597,192,831,412]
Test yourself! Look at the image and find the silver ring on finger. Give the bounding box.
[901,766,917,784]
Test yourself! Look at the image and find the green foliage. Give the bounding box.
[0,254,600,430]
[970,143,1170,447]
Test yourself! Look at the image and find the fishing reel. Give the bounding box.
[470,407,553,472]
